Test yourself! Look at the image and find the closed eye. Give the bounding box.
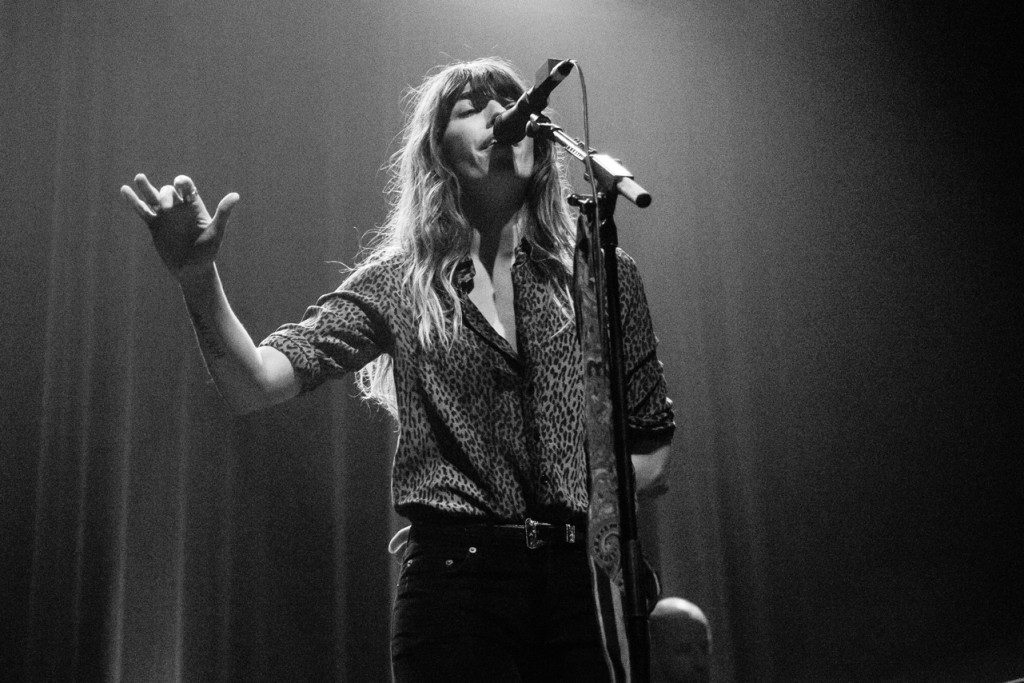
[452,100,482,118]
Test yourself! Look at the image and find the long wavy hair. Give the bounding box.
[355,57,576,417]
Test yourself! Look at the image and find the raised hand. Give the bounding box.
[121,173,239,280]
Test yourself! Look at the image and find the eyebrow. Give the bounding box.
[454,90,517,109]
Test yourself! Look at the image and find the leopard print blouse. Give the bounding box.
[260,243,674,524]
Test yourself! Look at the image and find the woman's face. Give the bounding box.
[441,84,534,198]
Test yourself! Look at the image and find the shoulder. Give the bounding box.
[303,252,409,329]
[611,248,658,325]
[614,247,640,271]
[614,248,646,292]
[338,251,406,295]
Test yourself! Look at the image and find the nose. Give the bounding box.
[484,99,506,128]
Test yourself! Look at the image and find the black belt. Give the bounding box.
[413,517,584,550]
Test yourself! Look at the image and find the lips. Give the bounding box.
[482,137,514,150]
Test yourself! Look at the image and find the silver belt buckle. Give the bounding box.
[524,518,546,549]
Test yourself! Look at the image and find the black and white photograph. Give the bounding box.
[1,1,1020,680]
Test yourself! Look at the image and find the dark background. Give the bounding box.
[2,1,1021,681]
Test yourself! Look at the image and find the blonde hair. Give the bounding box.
[355,57,576,416]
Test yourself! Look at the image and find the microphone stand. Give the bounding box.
[528,114,652,683]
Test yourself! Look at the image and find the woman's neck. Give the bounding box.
[462,193,524,273]
[469,212,519,275]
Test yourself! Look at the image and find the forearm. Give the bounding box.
[633,443,671,499]
[178,263,299,414]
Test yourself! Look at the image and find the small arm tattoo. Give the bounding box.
[187,306,227,360]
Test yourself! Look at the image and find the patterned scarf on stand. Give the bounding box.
[573,206,631,682]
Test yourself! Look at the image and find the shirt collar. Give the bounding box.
[453,238,535,293]
[454,258,475,293]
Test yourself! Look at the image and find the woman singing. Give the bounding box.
[122,57,673,682]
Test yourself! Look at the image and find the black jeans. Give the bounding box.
[391,523,613,682]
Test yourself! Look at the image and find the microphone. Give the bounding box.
[492,59,575,144]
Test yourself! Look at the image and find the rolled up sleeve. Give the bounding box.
[259,265,396,394]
